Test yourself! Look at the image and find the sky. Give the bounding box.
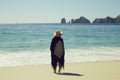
[0,0,120,23]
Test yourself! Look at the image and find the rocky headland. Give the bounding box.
[93,15,120,24]
[61,15,120,24]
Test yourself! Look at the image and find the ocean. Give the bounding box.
[0,24,120,67]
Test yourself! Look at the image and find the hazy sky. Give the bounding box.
[0,0,120,23]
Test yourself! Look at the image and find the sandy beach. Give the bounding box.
[0,61,120,80]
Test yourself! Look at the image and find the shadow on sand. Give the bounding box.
[58,72,83,76]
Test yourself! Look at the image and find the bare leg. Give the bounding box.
[58,65,62,74]
[53,68,56,74]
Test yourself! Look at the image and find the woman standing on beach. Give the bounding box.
[50,30,65,74]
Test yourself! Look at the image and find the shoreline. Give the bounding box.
[1,46,120,67]
[0,59,120,67]
[0,60,120,80]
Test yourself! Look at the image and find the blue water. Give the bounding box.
[0,24,120,66]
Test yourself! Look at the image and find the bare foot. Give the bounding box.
[53,69,56,74]
[58,69,61,74]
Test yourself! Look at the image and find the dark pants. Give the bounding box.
[51,54,64,69]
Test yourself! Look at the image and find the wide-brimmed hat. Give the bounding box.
[54,30,62,36]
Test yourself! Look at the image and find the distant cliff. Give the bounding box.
[60,15,120,24]
[71,16,90,24]
[115,15,120,24]
[93,15,120,24]
[61,18,66,24]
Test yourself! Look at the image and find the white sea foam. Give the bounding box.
[0,49,51,67]
[0,47,120,67]
[65,47,120,63]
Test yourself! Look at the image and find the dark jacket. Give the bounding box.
[50,36,65,56]
[50,36,65,69]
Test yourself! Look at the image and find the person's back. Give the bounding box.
[54,37,64,58]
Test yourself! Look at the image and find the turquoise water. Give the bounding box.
[0,24,120,51]
[0,24,120,66]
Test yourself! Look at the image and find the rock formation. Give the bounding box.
[61,18,66,24]
[115,15,120,24]
[71,16,90,23]
[60,15,120,24]
[93,15,120,24]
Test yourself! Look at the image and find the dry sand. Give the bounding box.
[0,61,120,80]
